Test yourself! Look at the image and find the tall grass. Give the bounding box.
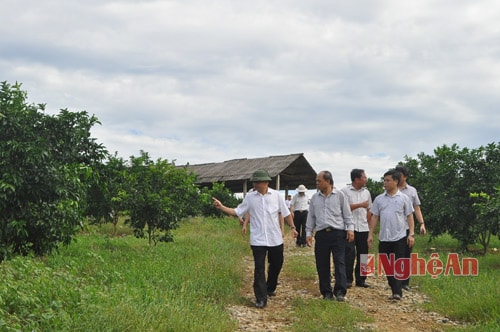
[410,233,500,331]
[0,217,247,331]
[0,217,497,331]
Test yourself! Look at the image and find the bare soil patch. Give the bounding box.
[227,237,467,331]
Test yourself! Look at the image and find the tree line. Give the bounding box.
[365,145,500,254]
[0,81,238,261]
[1,81,498,261]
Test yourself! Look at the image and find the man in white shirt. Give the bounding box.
[290,184,310,247]
[285,194,292,210]
[341,169,372,288]
[212,169,298,308]
[368,169,415,301]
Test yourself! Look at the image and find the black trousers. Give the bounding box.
[293,210,308,245]
[314,229,348,297]
[251,244,284,302]
[345,231,369,285]
[402,229,411,287]
[379,237,407,296]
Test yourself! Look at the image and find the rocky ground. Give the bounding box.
[227,236,467,332]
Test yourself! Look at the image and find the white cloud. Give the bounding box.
[1,0,499,188]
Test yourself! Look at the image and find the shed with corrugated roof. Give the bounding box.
[181,153,317,195]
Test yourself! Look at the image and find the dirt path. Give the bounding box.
[227,237,466,331]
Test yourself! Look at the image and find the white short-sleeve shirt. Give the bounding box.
[340,184,372,232]
[371,190,414,242]
[235,188,291,246]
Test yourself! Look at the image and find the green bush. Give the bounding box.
[199,182,242,217]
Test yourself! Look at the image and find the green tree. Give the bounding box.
[470,187,500,254]
[124,151,200,245]
[366,177,384,202]
[85,153,128,235]
[199,182,242,217]
[0,81,107,260]
[403,143,500,252]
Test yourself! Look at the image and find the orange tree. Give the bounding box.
[123,151,200,245]
[470,187,500,254]
[366,177,384,202]
[85,153,129,235]
[402,143,500,252]
[0,82,107,260]
[199,182,242,217]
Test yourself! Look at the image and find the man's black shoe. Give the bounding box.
[389,294,402,301]
[346,282,352,289]
[356,282,370,288]
[267,291,276,297]
[322,293,334,300]
[255,300,267,308]
[402,285,410,291]
[336,294,346,302]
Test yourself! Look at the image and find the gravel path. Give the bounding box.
[227,236,466,331]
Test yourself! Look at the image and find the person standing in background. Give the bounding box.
[395,165,426,291]
[290,185,310,247]
[341,169,372,288]
[285,194,292,211]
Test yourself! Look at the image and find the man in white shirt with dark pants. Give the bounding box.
[290,184,310,247]
[341,169,372,288]
[212,169,298,308]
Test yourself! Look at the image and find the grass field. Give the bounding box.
[410,233,500,331]
[0,217,498,331]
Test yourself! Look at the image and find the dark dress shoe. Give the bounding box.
[255,300,267,308]
[346,282,352,289]
[402,285,410,291]
[267,291,276,297]
[356,282,370,288]
[322,293,334,300]
[336,294,346,302]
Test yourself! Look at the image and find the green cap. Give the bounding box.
[250,169,272,182]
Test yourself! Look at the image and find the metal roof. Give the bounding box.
[181,153,317,193]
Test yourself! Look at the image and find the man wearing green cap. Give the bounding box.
[212,169,298,309]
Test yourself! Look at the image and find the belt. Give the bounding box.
[318,227,343,232]
[294,210,307,213]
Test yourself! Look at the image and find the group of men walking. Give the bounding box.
[212,166,425,308]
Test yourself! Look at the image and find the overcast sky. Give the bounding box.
[2,0,499,187]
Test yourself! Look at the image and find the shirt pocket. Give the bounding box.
[394,210,405,220]
[265,205,279,220]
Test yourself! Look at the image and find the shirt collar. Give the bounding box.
[319,188,338,197]
[349,184,365,191]
[384,189,402,197]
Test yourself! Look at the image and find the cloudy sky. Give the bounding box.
[2,0,499,186]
